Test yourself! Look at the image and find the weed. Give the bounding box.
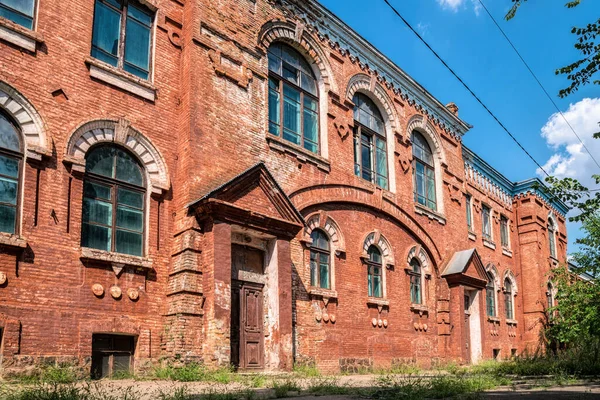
[292,364,320,377]
[271,378,301,398]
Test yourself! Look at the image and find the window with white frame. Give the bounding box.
[482,205,492,241]
[409,257,422,304]
[366,245,383,298]
[466,194,473,231]
[500,215,509,248]
[504,278,514,319]
[548,217,557,258]
[309,229,330,289]
[412,131,436,211]
[0,0,36,29]
[0,110,22,235]
[486,271,496,317]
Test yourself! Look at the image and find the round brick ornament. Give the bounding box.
[322,313,329,322]
[423,324,428,332]
[372,318,378,327]
[315,312,322,322]
[378,319,383,327]
[110,286,122,299]
[383,319,388,328]
[0,271,7,285]
[91,284,104,297]
[127,288,139,301]
[330,314,336,323]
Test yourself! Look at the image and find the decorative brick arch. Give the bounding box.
[406,244,432,273]
[290,184,442,262]
[407,114,446,164]
[0,81,49,159]
[346,73,400,134]
[361,230,395,268]
[65,119,170,194]
[486,263,501,289]
[258,20,338,93]
[305,211,346,255]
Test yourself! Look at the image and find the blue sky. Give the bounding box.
[319,0,600,252]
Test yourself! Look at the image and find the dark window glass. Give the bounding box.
[0,0,35,29]
[486,272,496,317]
[482,205,492,241]
[309,229,330,289]
[82,145,145,256]
[92,0,153,79]
[466,195,472,230]
[547,282,554,310]
[353,93,388,189]
[268,43,319,153]
[412,131,436,210]
[500,216,509,247]
[504,278,513,319]
[0,112,21,234]
[409,258,422,304]
[367,245,383,298]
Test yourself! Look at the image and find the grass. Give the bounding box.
[271,379,301,398]
[292,364,320,378]
[153,364,235,383]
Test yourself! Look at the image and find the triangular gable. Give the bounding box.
[442,249,488,288]
[187,163,305,235]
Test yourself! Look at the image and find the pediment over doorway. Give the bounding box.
[187,162,305,238]
[441,249,487,289]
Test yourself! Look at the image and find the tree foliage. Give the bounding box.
[506,0,599,98]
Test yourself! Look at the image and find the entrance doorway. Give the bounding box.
[464,290,483,364]
[231,245,265,370]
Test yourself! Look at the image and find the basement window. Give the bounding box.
[493,349,500,361]
[91,334,135,379]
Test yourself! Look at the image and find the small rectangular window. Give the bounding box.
[482,205,491,241]
[493,349,500,360]
[500,215,509,248]
[0,0,36,29]
[91,0,154,80]
[91,334,135,379]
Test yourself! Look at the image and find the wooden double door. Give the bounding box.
[231,280,264,370]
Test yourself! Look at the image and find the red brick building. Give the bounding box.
[0,0,569,376]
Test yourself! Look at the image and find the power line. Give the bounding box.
[381,0,599,196]
[476,0,600,173]
[381,0,551,178]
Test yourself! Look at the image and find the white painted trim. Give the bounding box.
[0,23,36,51]
[88,62,156,101]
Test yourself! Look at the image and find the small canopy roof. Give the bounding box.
[442,248,488,289]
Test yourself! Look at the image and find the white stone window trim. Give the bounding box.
[303,212,346,295]
[85,57,157,101]
[499,213,511,251]
[481,202,495,248]
[405,244,432,308]
[485,264,500,319]
[548,212,559,260]
[502,269,518,320]
[407,114,447,216]
[0,1,42,53]
[361,230,395,300]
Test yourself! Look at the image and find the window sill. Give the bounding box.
[487,316,500,323]
[414,204,446,225]
[410,304,429,315]
[502,248,513,257]
[549,256,559,266]
[85,57,156,101]
[267,135,330,172]
[483,238,496,250]
[80,247,152,270]
[308,287,338,299]
[468,231,477,241]
[0,232,27,249]
[506,319,518,326]
[367,297,389,307]
[0,16,43,52]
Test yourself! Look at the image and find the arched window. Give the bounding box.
[367,245,383,298]
[504,278,514,319]
[267,42,319,153]
[353,93,388,189]
[486,271,496,317]
[82,145,145,256]
[409,258,422,304]
[412,131,436,210]
[309,229,330,289]
[0,111,22,234]
[548,217,557,258]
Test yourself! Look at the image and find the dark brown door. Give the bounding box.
[231,280,264,370]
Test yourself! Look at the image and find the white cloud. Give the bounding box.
[537,97,600,189]
[417,22,430,36]
[437,0,481,15]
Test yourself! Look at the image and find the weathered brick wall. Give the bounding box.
[0,0,569,375]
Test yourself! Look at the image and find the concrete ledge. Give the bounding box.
[86,57,156,101]
[0,232,27,249]
[267,135,331,172]
[483,238,496,250]
[468,231,477,241]
[506,318,518,326]
[309,287,338,299]
[0,17,43,52]
[80,247,152,269]
[414,204,446,225]
[367,297,389,307]
[502,247,513,257]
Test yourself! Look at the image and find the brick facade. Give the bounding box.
[0,0,569,375]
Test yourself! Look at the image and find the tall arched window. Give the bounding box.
[546,281,555,310]
[548,217,557,258]
[409,258,422,304]
[504,278,514,319]
[267,42,319,153]
[309,229,330,289]
[353,93,388,189]
[486,271,496,317]
[367,245,383,298]
[82,145,145,256]
[0,111,22,234]
[412,131,436,210]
